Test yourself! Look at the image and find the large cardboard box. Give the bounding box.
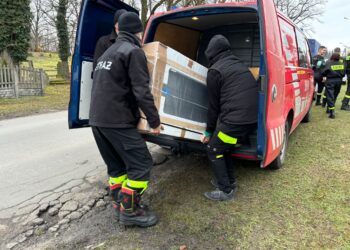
[138,42,260,141]
[138,42,208,141]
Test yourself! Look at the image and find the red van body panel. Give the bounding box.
[143,0,314,167]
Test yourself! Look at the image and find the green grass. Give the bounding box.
[0,84,70,120]
[104,91,350,249]
[25,52,71,84]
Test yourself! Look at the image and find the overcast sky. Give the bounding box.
[308,0,350,51]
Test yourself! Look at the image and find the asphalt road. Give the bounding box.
[0,111,104,219]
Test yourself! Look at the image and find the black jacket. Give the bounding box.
[204,35,258,133]
[346,55,350,75]
[312,54,326,82]
[321,59,345,81]
[89,32,160,129]
[93,31,117,69]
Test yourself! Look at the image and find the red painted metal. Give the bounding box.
[144,0,314,167]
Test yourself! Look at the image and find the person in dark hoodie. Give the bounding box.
[93,9,126,69]
[201,35,258,201]
[89,12,162,227]
[321,52,345,119]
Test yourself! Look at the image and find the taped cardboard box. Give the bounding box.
[138,42,208,141]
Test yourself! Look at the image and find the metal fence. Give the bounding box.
[0,66,48,98]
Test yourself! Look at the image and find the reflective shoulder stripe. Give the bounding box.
[217,131,238,144]
[331,64,344,71]
[216,154,224,159]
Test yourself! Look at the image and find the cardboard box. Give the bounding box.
[138,42,208,141]
[138,42,260,141]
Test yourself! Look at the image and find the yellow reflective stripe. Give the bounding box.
[316,93,322,96]
[216,154,224,159]
[322,95,326,98]
[346,56,350,60]
[331,65,344,71]
[345,95,350,99]
[127,179,148,190]
[217,131,238,144]
[340,59,344,63]
[329,107,335,110]
[109,174,127,186]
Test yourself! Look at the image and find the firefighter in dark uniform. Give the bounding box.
[340,53,350,111]
[321,53,345,119]
[201,35,258,201]
[312,46,327,106]
[93,9,126,69]
[89,12,162,227]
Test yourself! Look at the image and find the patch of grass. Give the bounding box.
[104,91,350,249]
[0,84,70,120]
[25,52,71,83]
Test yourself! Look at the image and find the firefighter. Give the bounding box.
[93,9,126,69]
[89,12,162,227]
[321,53,345,119]
[201,35,258,201]
[340,53,350,111]
[312,46,327,106]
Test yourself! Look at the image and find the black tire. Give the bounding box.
[269,122,289,170]
[302,104,312,123]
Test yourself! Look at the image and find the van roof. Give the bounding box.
[151,1,293,27]
[152,2,257,17]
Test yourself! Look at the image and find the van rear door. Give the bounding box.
[68,0,137,129]
[257,0,286,167]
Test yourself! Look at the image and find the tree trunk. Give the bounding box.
[141,0,149,29]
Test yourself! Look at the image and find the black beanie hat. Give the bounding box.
[114,9,127,25]
[118,12,143,34]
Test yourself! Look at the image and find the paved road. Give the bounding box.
[0,111,104,219]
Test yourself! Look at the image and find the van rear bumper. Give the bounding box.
[144,134,260,160]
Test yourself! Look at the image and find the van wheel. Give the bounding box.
[302,105,312,123]
[269,122,289,170]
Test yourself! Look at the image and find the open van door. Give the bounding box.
[68,0,137,129]
[256,0,286,167]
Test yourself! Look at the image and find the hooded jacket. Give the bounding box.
[89,31,160,129]
[205,35,258,133]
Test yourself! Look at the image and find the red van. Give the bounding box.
[68,0,314,169]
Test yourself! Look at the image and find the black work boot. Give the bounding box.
[329,110,335,119]
[109,184,122,221]
[119,187,158,227]
[204,188,236,201]
[341,105,350,111]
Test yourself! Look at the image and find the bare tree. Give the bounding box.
[66,0,81,53]
[39,0,80,52]
[274,0,327,31]
[31,0,46,51]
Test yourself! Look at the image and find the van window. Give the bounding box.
[295,30,311,68]
[279,18,298,67]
